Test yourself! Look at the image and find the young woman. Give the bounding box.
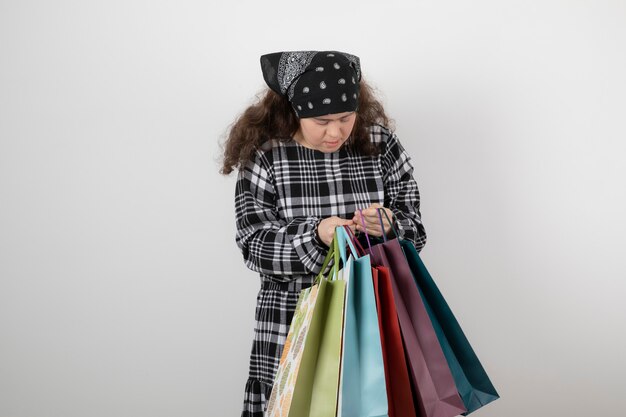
[220,50,427,416]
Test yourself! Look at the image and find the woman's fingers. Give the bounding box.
[354,219,384,236]
[352,206,392,236]
[356,212,384,227]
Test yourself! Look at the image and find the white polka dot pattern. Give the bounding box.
[265,50,362,117]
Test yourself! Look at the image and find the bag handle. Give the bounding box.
[358,209,373,252]
[332,230,340,280]
[342,225,366,256]
[376,207,398,240]
[337,225,360,260]
[337,225,348,263]
[316,235,337,284]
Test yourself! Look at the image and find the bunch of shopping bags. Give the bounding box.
[266,209,499,417]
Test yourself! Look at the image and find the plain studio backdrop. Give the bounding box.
[1,0,625,416]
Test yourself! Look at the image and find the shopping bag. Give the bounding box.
[295,232,346,417]
[357,210,466,417]
[373,266,418,417]
[344,226,415,417]
[399,239,500,414]
[266,281,322,417]
[336,226,388,417]
[267,233,346,417]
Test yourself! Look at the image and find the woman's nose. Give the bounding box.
[327,122,341,138]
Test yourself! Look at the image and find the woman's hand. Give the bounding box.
[352,203,394,237]
[317,216,356,247]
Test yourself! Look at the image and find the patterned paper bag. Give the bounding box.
[266,283,321,416]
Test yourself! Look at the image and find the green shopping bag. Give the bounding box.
[270,231,346,417]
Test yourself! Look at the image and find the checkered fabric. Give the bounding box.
[235,124,427,416]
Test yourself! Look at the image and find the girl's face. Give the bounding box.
[294,111,357,153]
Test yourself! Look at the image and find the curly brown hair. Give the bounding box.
[219,78,394,175]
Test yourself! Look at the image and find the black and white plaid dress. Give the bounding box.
[234,124,427,416]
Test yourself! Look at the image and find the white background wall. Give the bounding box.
[1,1,625,416]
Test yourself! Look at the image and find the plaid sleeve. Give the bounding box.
[234,150,328,275]
[381,132,428,252]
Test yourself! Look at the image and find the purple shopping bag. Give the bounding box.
[357,210,466,417]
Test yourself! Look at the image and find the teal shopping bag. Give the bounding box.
[337,226,388,417]
[399,239,499,414]
[375,208,499,414]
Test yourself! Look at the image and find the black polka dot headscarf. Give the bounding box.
[260,50,361,118]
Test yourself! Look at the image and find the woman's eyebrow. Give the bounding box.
[315,114,352,121]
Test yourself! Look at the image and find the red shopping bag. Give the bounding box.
[373,266,417,417]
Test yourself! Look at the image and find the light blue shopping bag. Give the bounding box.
[337,226,388,417]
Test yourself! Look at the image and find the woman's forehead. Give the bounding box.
[309,111,355,121]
